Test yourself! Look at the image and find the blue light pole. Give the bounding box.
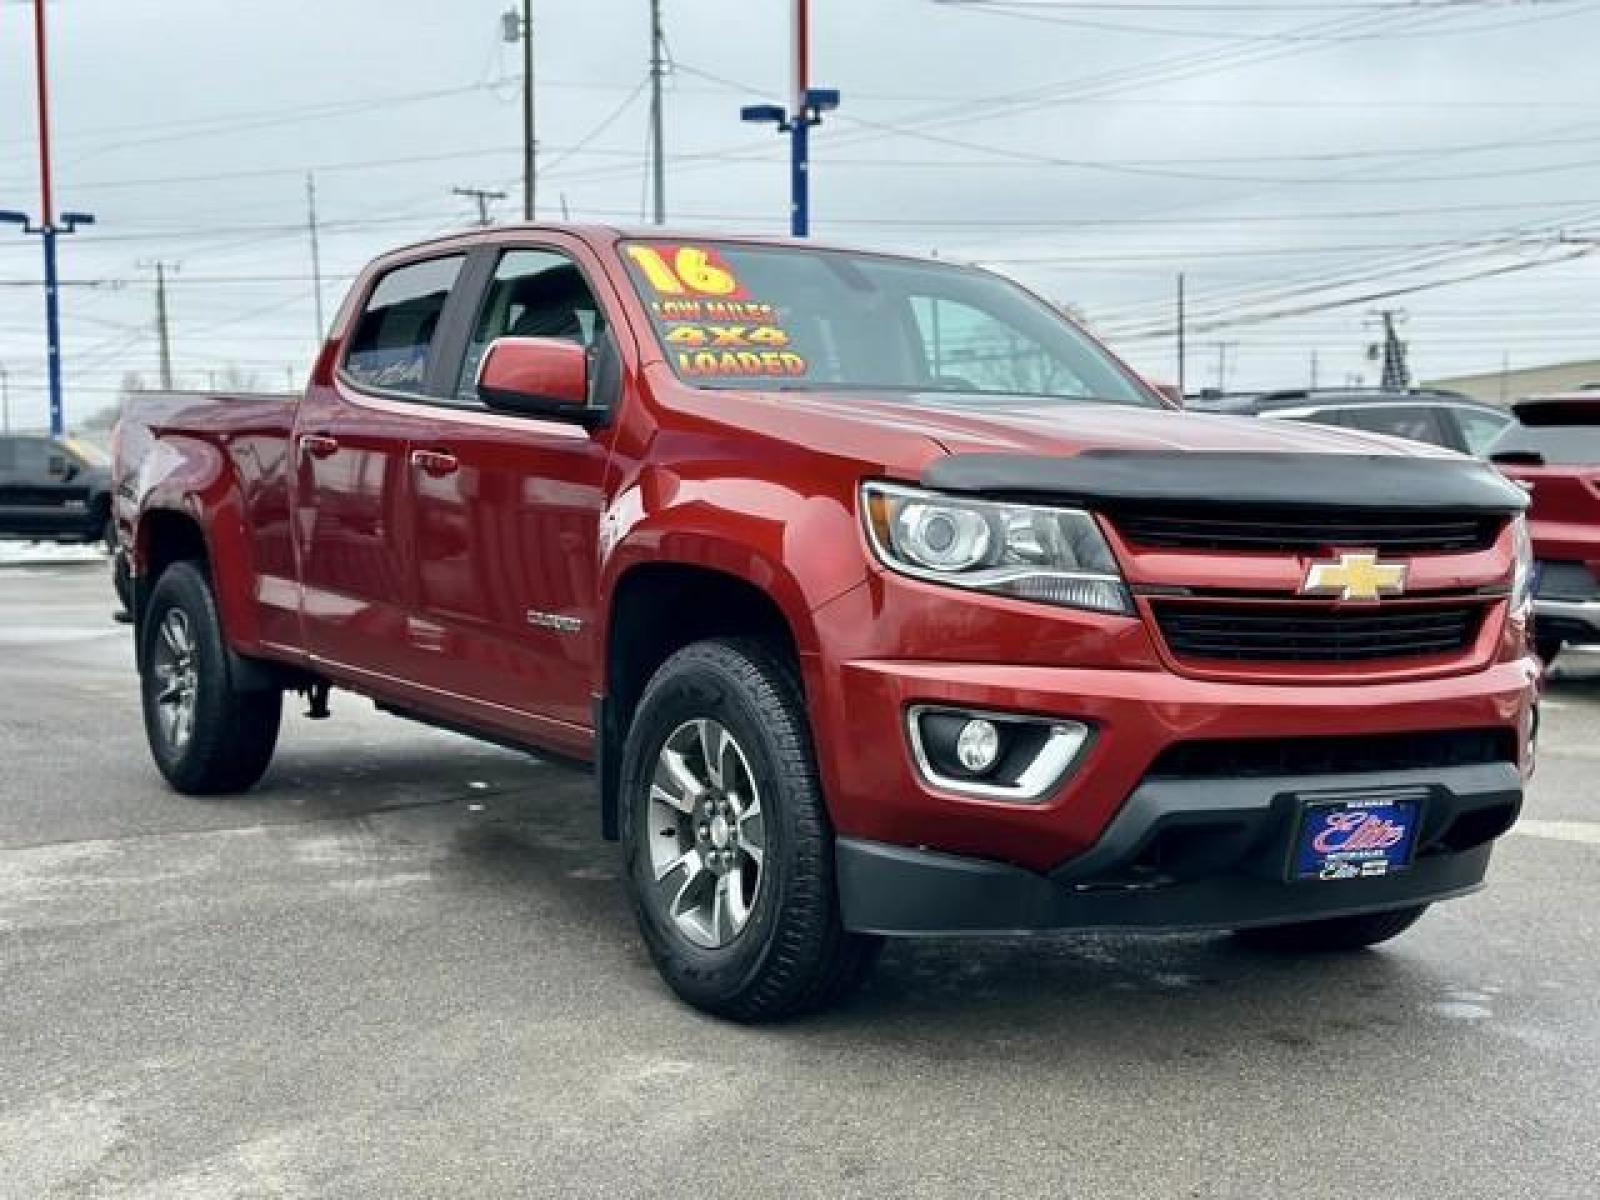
[1,209,95,436]
[739,0,838,237]
[8,1,95,437]
[740,89,840,238]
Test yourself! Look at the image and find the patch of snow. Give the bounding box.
[0,540,108,567]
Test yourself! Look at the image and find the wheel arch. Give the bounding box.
[133,505,278,690]
[596,558,813,841]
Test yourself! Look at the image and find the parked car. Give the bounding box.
[0,432,115,547]
[1189,388,1513,456]
[1489,392,1600,662]
[115,226,1537,1020]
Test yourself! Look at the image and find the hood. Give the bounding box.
[767,390,1454,470]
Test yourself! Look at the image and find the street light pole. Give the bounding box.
[740,0,838,237]
[10,0,94,437]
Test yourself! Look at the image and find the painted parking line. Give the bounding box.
[1510,819,1600,846]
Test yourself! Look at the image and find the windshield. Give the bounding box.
[620,240,1157,407]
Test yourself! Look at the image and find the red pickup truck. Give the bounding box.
[1489,392,1600,663]
[116,226,1537,1020]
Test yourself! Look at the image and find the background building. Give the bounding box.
[1427,358,1600,406]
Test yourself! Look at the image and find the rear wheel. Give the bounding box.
[139,561,282,794]
[620,638,880,1021]
[1233,904,1429,953]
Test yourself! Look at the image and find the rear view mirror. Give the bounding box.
[477,336,602,426]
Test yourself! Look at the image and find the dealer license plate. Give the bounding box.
[1292,796,1421,882]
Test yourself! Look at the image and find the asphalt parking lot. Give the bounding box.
[2,559,1597,1199]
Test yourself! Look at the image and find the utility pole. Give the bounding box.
[0,0,95,437]
[139,261,177,389]
[740,0,840,236]
[1213,340,1238,392]
[1367,308,1410,390]
[503,3,535,219]
[649,0,667,224]
[306,173,325,345]
[1175,272,1186,401]
[1310,349,1319,389]
[453,186,507,228]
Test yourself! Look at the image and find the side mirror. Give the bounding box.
[476,336,602,426]
[48,453,74,480]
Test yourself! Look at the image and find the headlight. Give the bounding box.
[1510,514,1534,617]
[861,482,1131,615]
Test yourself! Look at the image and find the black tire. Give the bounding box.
[1535,633,1563,666]
[139,560,282,794]
[112,551,133,616]
[620,638,881,1021]
[1233,904,1429,953]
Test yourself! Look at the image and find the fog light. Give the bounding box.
[908,706,1093,803]
[956,719,1001,773]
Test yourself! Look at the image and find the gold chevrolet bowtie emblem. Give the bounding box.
[1301,551,1408,601]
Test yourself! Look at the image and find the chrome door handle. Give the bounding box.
[410,449,459,477]
[299,433,340,459]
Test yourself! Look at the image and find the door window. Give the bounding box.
[456,249,609,402]
[344,255,464,394]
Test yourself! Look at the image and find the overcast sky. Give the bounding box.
[1,0,1598,426]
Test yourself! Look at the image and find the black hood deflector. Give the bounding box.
[921,449,1528,514]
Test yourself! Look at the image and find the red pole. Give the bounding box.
[33,0,54,226]
[792,0,808,117]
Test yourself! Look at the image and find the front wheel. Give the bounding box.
[1233,904,1429,953]
[620,638,880,1021]
[139,561,282,794]
[1535,633,1564,666]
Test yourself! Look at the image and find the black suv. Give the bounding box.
[0,433,115,547]
[1188,388,1512,456]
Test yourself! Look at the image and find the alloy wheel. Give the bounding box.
[646,718,766,949]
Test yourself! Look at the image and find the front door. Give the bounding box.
[406,244,620,750]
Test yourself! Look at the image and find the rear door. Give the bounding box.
[403,239,624,751]
[293,252,469,688]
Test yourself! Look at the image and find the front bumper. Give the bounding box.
[816,656,1536,872]
[837,761,1521,935]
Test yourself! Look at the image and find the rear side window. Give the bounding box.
[7,437,52,474]
[1490,423,1600,465]
[1336,405,1452,449]
[344,255,464,393]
